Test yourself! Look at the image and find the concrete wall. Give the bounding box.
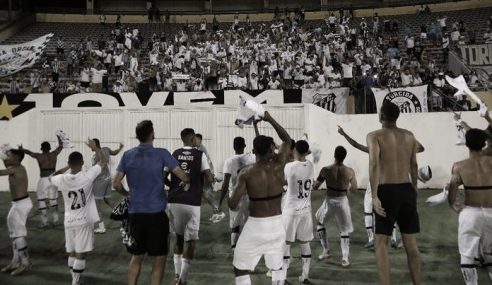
[306,104,490,190]
[1,104,490,192]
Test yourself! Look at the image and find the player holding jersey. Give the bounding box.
[282,140,315,284]
[50,139,107,285]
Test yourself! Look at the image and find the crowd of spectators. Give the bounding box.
[4,7,491,112]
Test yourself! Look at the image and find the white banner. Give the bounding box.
[0,33,54,78]
[372,85,428,113]
[302,87,350,114]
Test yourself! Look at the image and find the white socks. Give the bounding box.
[364,213,374,242]
[180,258,191,283]
[271,268,285,284]
[68,256,75,279]
[235,275,251,285]
[300,243,311,280]
[173,254,182,278]
[11,240,19,264]
[317,225,329,253]
[38,198,48,225]
[14,237,29,265]
[72,259,85,285]
[340,233,350,261]
[282,244,291,279]
[391,226,398,242]
[483,252,492,281]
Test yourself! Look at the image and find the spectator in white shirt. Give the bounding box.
[90,65,107,93]
[80,67,91,92]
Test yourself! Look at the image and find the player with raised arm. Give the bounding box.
[49,139,107,285]
[90,138,124,234]
[20,135,64,228]
[229,111,292,285]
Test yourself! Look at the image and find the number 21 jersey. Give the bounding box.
[283,160,314,215]
[51,165,101,228]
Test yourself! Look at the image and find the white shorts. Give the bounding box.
[364,185,373,214]
[458,207,492,259]
[36,177,58,200]
[65,224,95,253]
[283,210,314,242]
[233,215,285,271]
[168,203,200,242]
[229,195,249,229]
[7,196,33,238]
[315,196,354,234]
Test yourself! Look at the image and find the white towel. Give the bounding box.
[425,187,448,206]
[455,121,466,146]
[235,97,265,128]
[0,144,13,160]
[55,129,74,148]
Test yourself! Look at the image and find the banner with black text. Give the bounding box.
[372,85,428,113]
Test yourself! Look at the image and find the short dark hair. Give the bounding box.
[253,135,272,156]
[68,151,83,166]
[93,138,101,149]
[9,149,24,162]
[466,129,488,151]
[334,146,347,162]
[135,120,154,143]
[380,101,400,122]
[180,128,195,140]
[295,140,310,155]
[195,133,203,140]
[233,136,246,151]
[41,141,51,151]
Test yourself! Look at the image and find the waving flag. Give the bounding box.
[0,33,54,78]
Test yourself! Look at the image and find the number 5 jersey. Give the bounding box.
[51,165,102,228]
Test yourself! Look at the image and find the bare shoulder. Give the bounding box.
[238,164,254,178]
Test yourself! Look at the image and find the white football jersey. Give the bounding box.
[51,165,101,228]
[223,153,256,195]
[283,160,314,214]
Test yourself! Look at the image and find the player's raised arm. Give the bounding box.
[448,163,464,213]
[110,143,124,155]
[48,166,70,183]
[87,138,108,169]
[262,111,291,161]
[338,125,369,153]
[52,135,64,156]
[253,120,260,137]
[18,145,38,158]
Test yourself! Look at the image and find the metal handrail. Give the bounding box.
[449,49,492,91]
[430,86,468,112]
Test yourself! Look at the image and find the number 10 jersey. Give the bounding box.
[51,165,102,228]
[283,160,314,215]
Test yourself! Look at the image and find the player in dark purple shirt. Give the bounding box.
[167,128,214,285]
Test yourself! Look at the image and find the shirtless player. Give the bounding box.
[367,102,421,285]
[229,111,291,285]
[338,125,425,248]
[314,146,357,267]
[20,136,63,227]
[448,129,492,285]
[0,148,33,275]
